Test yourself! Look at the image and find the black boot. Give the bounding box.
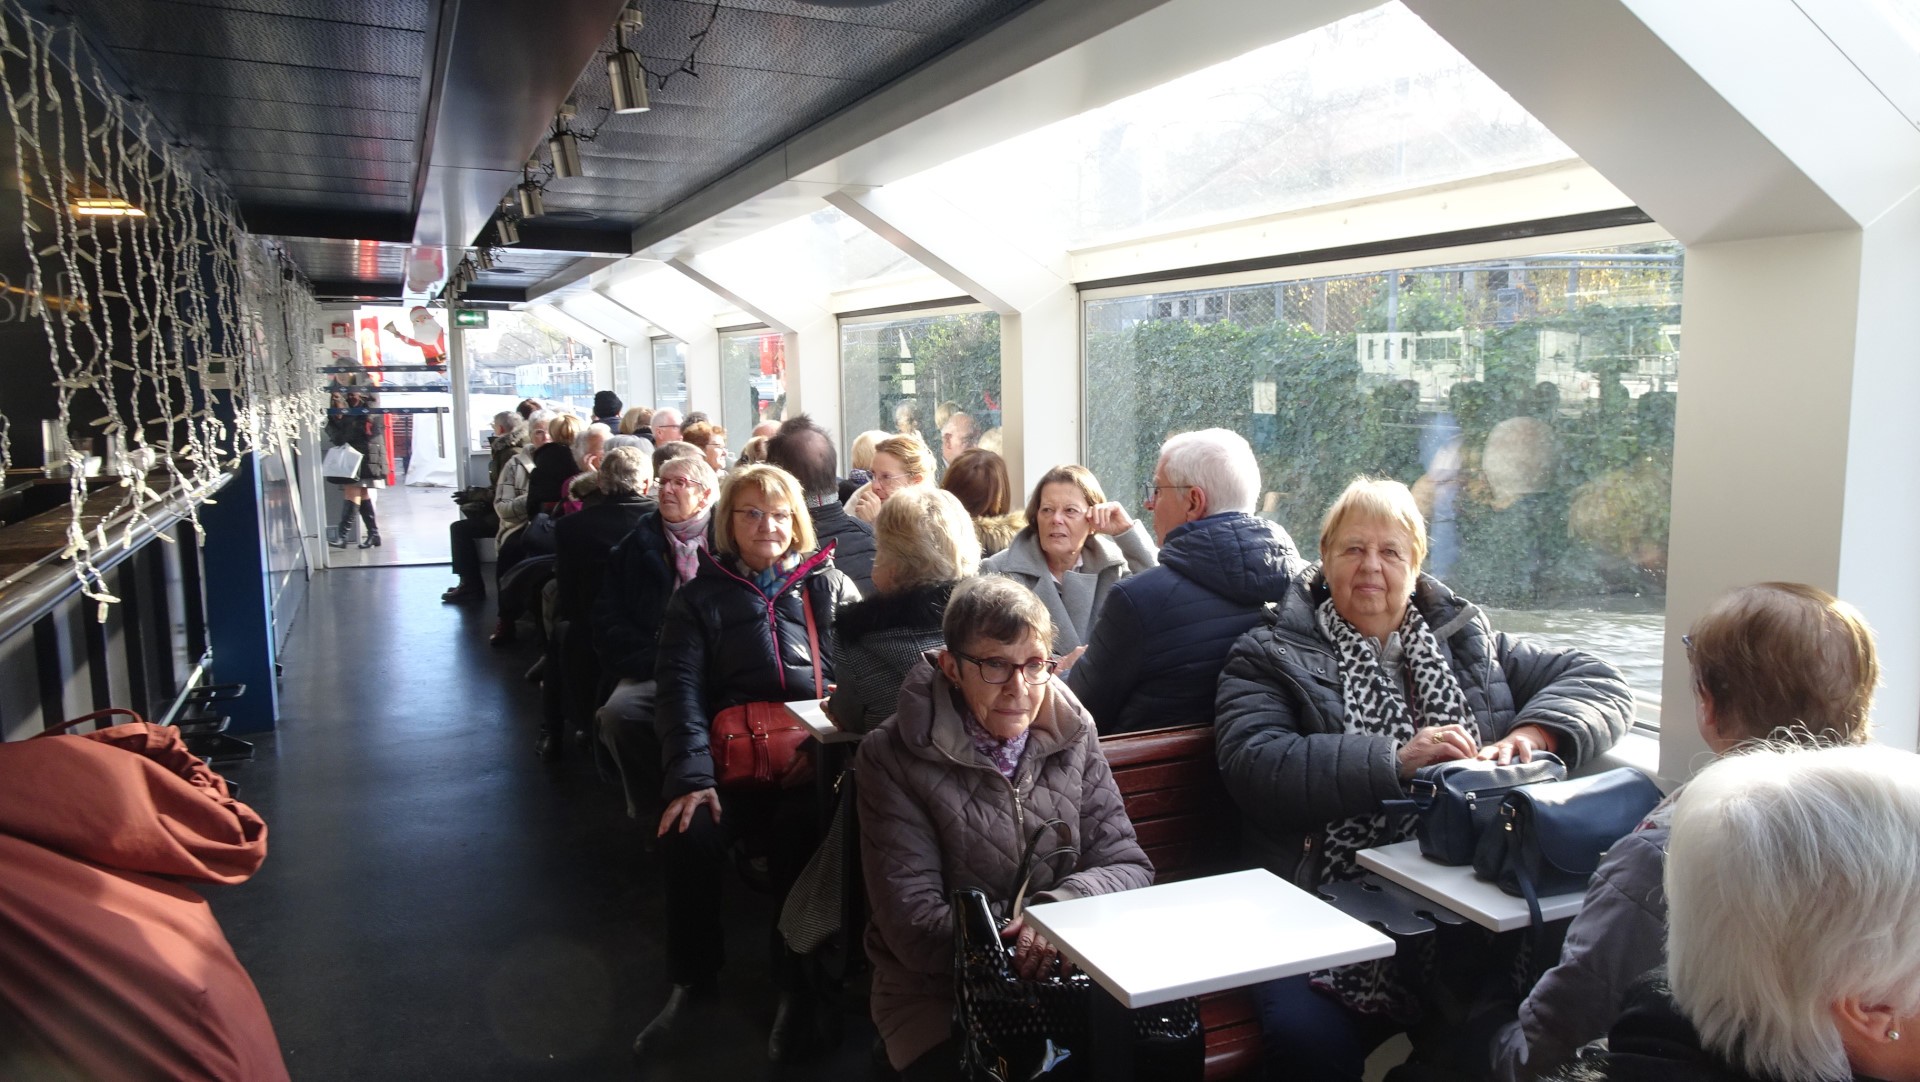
[329,499,356,547]
[633,984,700,1059]
[767,991,818,1063]
[357,500,381,548]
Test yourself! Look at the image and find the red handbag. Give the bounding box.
[709,590,824,789]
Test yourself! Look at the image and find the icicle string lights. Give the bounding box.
[0,0,320,616]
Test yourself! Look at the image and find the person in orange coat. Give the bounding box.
[0,723,286,1081]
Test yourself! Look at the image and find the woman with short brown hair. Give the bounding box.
[941,448,1025,557]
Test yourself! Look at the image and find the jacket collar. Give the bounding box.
[1273,567,1480,642]
[1000,525,1124,579]
[893,656,1080,773]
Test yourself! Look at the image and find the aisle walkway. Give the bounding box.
[209,566,874,1080]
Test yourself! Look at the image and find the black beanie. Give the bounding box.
[594,391,623,418]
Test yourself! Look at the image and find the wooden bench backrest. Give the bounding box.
[1100,723,1242,883]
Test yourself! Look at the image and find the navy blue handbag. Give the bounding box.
[1473,767,1664,925]
[1404,753,1567,866]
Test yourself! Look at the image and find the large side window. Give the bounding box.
[1085,241,1681,724]
[840,307,1001,464]
[650,336,688,416]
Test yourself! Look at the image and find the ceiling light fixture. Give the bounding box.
[70,196,145,217]
[516,160,547,219]
[609,6,650,113]
[549,101,583,178]
[496,215,520,246]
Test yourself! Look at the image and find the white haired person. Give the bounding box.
[1066,429,1304,734]
[1560,743,1920,1082]
[979,463,1157,657]
[1490,583,1879,1082]
[1214,477,1634,1082]
[827,488,982,733]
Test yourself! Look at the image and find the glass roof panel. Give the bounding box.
[893,2,1576,252]
[699,205,936,296]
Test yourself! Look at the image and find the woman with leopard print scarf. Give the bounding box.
[1214,477,1636,1082]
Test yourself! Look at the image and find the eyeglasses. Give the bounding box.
[658,476,704,492]
[733,507,793,527]
[952,649,1057,685]
[1142,481,1190,510]
[1681,633,1693,660]
[873,471,913,486]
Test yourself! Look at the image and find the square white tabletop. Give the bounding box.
[787,698,861,745]
[1020,868,1396,1009]
[1356,840,1586,932]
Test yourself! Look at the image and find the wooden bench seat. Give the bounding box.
[1101,723,1259,1081]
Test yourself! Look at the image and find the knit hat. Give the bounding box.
[593,390,623,418]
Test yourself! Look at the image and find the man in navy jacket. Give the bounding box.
[1067,429,1303,733]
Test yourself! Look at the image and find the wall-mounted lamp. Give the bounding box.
[609,6,650,114]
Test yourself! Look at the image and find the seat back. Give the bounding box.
[1100,723,1242,883]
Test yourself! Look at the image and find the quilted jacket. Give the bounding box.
[591,512,712,681]
[979,521,1158,654]
[825,581,953,733]
[856,661,1152,1070]
[1215,566,1634,885]
[1068,512,1303,734]
[653,545,859,797]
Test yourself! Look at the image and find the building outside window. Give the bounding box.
[651,336,688,417]
[719,327,783,435]
[840,306,1001,461]
[1084,240,1681,723]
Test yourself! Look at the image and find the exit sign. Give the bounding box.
[453,308,489,328]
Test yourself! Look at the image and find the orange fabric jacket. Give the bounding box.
[0,724,287,1081]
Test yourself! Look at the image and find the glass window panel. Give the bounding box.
[840,309,1002,463]
[1085,240,1681,725]
[698,205,947,296]
[896,2,1573,251]
[464,309,596,443]
[719,328,783,437]
[651,337,688,416]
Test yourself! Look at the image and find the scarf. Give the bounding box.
[954,689,1029,779]
[663,511,709,587]
[751,551,802,595]
[1309,595,1475,1022]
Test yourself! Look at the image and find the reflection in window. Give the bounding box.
[1085,241,1681,723]
[719,328,783,435]
[840,309,1001,464]
[651,337,688,416]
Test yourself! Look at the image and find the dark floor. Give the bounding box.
[205,565,877,1081]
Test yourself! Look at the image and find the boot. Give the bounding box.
[329,499,357,547]
[633,984,699,1059]
[767,990,816,1063]
[357,500,381,548]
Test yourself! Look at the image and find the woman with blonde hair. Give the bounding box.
[979,463,1156,655]
[846,434,932,523]
[840,428,891,504]
[637,464,859,1065]
[828,488,982,733]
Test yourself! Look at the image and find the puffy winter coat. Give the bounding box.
[593,512,710,681]
[809,498,876,597]
[654,545,859,797]
[827,581,953,733]
[1068,512,1303,734]
[1215,567,1634,884]
[493,447,534,544]
[979,522,1158,654]
[856,662,1152,1070]
[1493,797,1675,1082]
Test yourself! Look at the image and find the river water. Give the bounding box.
[1482,607,1668,727]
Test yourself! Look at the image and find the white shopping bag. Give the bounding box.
[321,443,364,484]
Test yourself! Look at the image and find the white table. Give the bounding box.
[786,697,861,745]
[1356,840,1586,932]
[1021,867,1397,1010]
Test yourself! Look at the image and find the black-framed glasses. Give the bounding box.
[1141,480,1189,510]
[952,649,1056,685]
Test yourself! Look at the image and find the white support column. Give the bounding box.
[827,188,1077,495]
[446,323,474,487]
[665,255,841,441]
[601,267,725,420]
[1407,0,1920,768]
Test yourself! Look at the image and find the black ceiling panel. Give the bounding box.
[171,0,431,32]
[128,57,421,113]
[214,151,416,183]
[75,2,426,76]
[141,94,419,142]
[198,128,417,162]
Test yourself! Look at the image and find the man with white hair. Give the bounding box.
[940,410,980,466]
[1067,428,1303,733]
[651,407,683,446]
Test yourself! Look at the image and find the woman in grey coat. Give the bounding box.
[855,574,1151,1080]
[1487,581,1878,1082]
[980,463,1156,656]
[1214,477,1634,1081]
[826,488,981,733]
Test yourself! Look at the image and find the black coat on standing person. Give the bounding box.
[765,413,875,596]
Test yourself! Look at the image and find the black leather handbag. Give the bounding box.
[1403,753,1567,865]
[951,887,1201,1082]
[1472,767,1664,925]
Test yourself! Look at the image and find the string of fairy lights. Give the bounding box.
[0,0,320,618]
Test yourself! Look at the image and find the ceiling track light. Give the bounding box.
[609,6,650,114]
[496,217,519,246]
[549,101,583,178]
[477,247,494,270]
[517,181,545,219]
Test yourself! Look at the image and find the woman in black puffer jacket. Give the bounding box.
[637,464,859,1067]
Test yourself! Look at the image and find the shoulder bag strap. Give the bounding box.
[802,583,824,698]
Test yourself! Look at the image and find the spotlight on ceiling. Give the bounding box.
[609,6,650,113]
[477,247,494,270]
[549,101,582,178]
[517,182,545,219]
[497,216,520,246]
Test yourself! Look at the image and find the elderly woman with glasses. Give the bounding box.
[856,574,1152,1081]
[635,463,860,1066]
[1215,476,1634,1082]
[979,463,1157,658]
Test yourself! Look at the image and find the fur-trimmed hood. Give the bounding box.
[835,581,954,642]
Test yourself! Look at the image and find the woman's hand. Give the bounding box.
[1088,502,1136,537]
[657,788,722,838]
[1001,917,1075,980]
[1397,723,1479,779]
[848,486,881,522]
[1055,644,1088,674]
[1477,723,1556,765]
